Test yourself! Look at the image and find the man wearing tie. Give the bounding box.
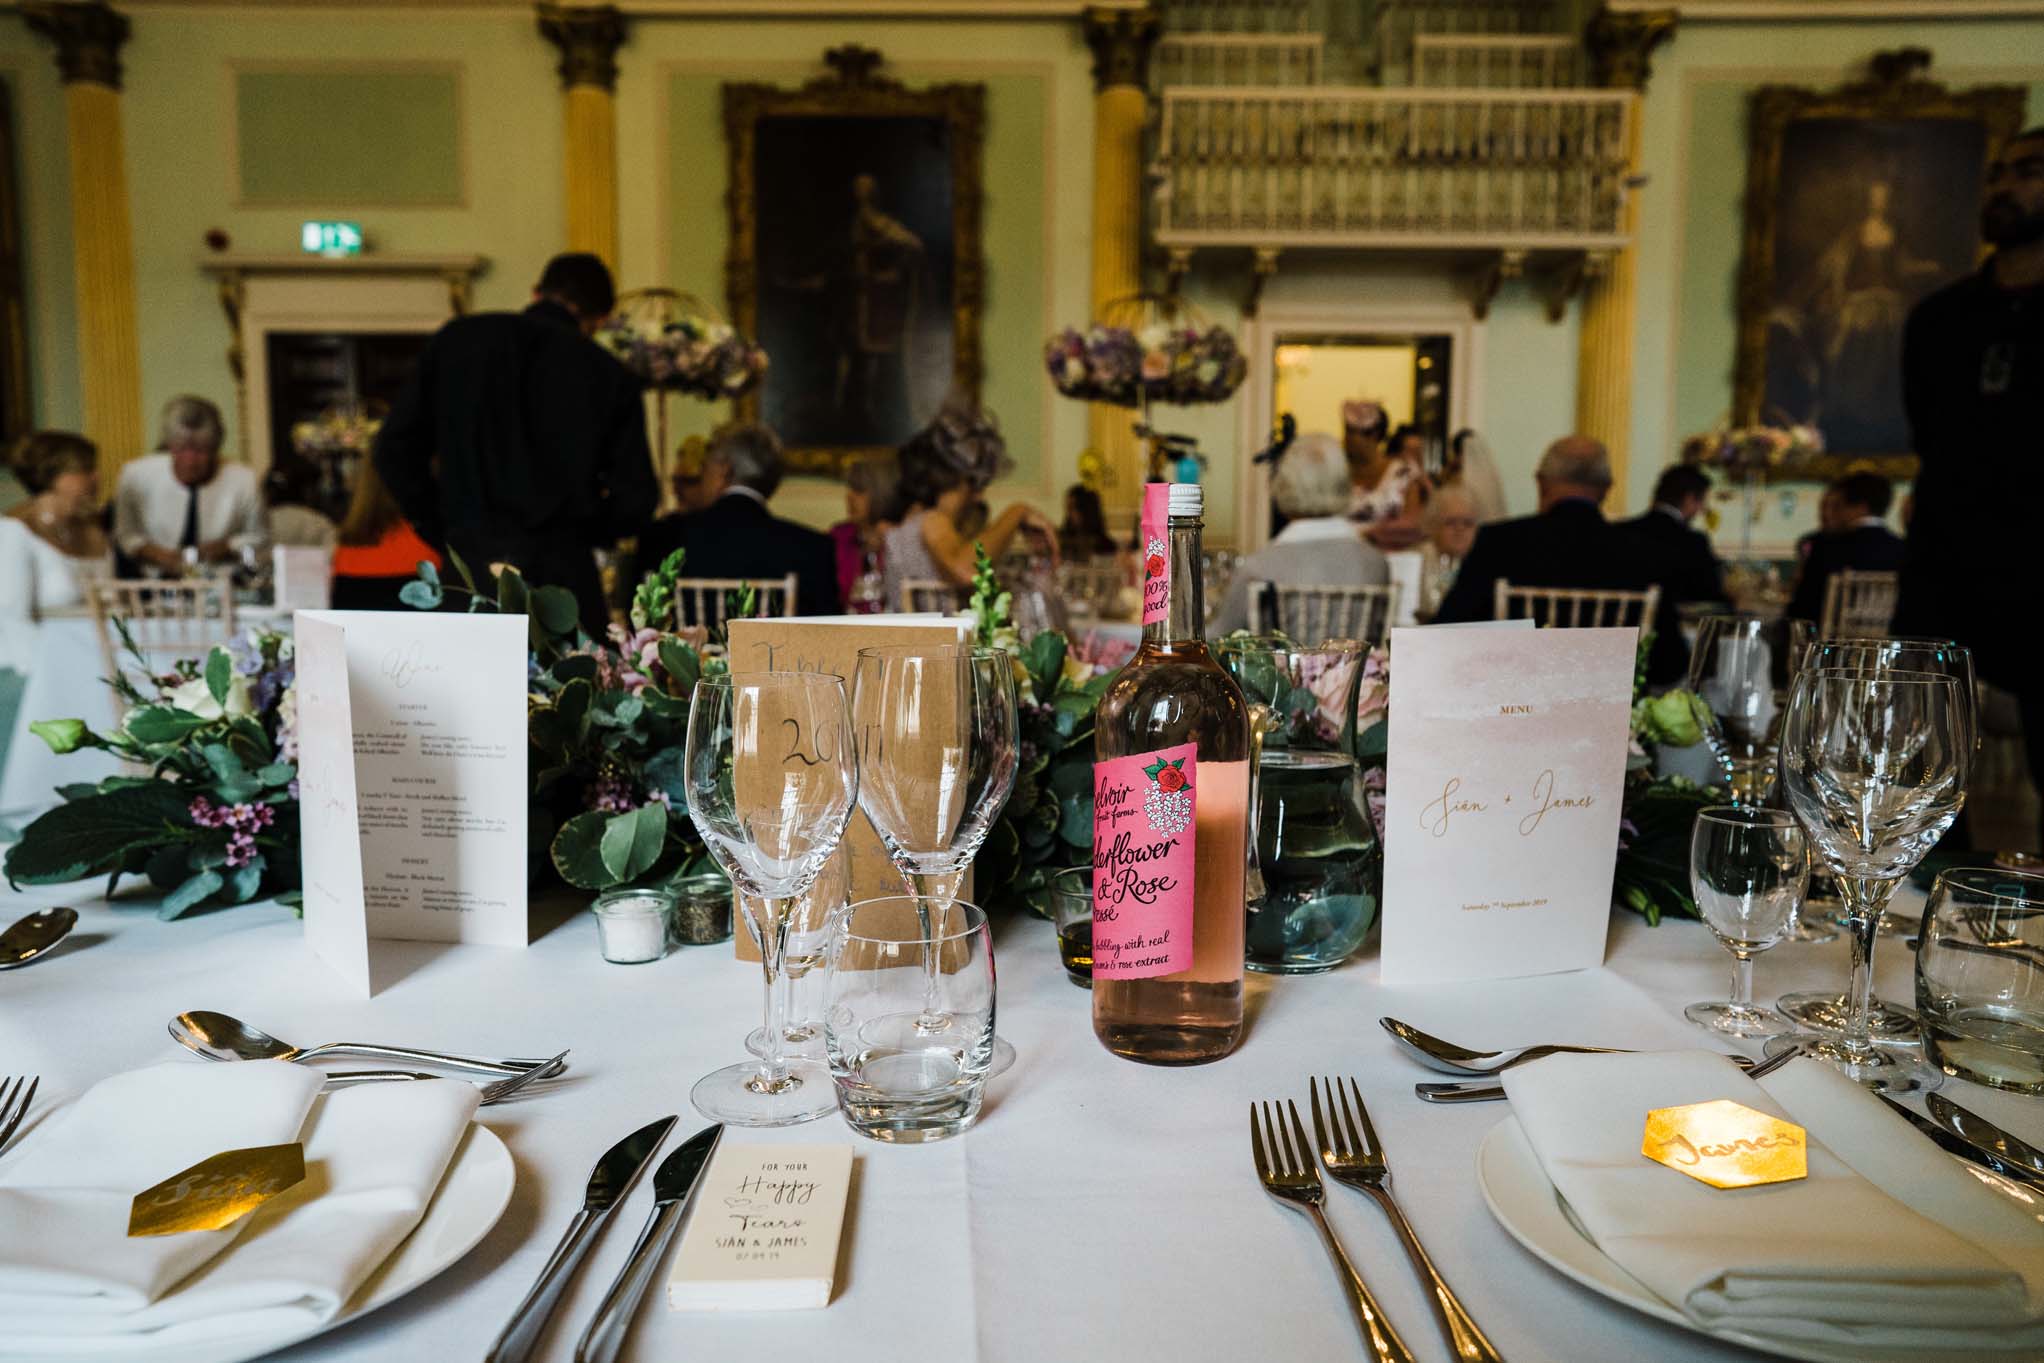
[111,395,267,577]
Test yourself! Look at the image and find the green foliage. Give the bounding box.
[968,543,1011,649]
[631,549,688,631]
[4,782,196,885]
[29,718,91,755]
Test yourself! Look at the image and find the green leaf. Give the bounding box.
[551,811,618,890]
[144,842,192,889]
[1021,632,1067,700]
[444,544,478,593]
[599,804,667,883]
[224,858,264,904]
[398,579,443,611]
[257,762,295,788]
[160,868,224,920]
[191,837,230,870]
[643,747,688,805]
[56,782,103,801]
[1058,792,1094,848]
[417,558,440,588]
[657,639,701,696]
[552,654,600,686]
[3,782,193,885]
[533,585,580,637]
[205,648,232,707]
[123,706,212,746]
[496,568,530,617]
[29,718,92,754]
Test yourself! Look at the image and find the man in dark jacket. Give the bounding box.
[637,422,839,619]
[1785,473,1904,625]
[1623,464,1728,609]
[1436,435,1689,684]
[373,253,656,635]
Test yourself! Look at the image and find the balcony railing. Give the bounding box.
[1152,85,1631,251]
[1409,34,1579,89]
[1155,34,1325,87]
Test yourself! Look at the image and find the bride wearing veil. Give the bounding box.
[1442,428,1507,523]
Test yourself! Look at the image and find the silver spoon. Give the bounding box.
[1379,1015,1626,1076]
[0,907,78,970]
[169,1010,566,1079]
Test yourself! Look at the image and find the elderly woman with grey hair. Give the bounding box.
[1211,431,1391,636]
[111,395,268,576]
[881,403,1057,609]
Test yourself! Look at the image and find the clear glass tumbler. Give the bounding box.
[1916,867,2044,1093]
[1048,865,1094,987]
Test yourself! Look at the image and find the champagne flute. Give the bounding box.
[682,672,859,1126]
[1769,668,1969,1091]
[852,644,1019,1067]
[1685,807,1807,1038]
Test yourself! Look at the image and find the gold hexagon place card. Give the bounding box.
[1641,1099,1808,1190]
[129,1143,306,1237]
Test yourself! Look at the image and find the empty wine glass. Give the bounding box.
[852,644,1019,1068]
[1686,807,1807,1038]
[1769,668,1969,1092]
[743,847,849,1062]
[1688,614,1813,809]
[682,672,859,1126]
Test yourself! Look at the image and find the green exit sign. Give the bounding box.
[300,220,363,256]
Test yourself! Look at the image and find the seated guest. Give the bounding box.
[1387,422,1432,493]
[881,403,1057,611]
[1058,484,1118,561]
[1416,481,1479,618]
[263,462,338,550]
[829,455,904,608]
[1434,434,1689,685]
[113,396,267,576]
[331,459,440,611]
[1623,464,1728,607]
[637,422,838,619]
[1212,433,1389,636]
[1342,400,1425,550]
[8,430,108,575]
[1787,472,1904,625]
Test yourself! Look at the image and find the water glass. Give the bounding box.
[1687,614,1811,808]
[1916,868,2044,1093]
[825,896,995,1143]
[1048,865,1093,986]
[1685,808,1807,1038]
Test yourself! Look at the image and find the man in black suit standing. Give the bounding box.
[1435,435,1689,684]
[1623,465,1728,609]
[374,253,656,635]
[1785,473,1904,625]
[637,423,839,619]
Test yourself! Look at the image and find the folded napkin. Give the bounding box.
[0,1060,480,1354]
[1503,1051,2044,1354]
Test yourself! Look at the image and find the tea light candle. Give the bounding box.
[593,889,674,964]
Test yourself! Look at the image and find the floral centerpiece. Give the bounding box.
[289,404,381,460]
[1680,420,1825,478]
[1043,321,1245,408]
[596,289,767,401]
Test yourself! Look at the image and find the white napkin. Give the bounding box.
[0,1060,480,1353]
[1503,1051,2044,1353]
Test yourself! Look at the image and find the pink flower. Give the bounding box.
[1140,349,1170,382]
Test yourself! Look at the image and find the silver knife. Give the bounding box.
[1877,1093,2044,1189]
[1927,1092,2044,1183]
[484,1114,678,1363]
[574,1124,724,1363]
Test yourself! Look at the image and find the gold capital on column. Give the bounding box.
[538,3,626,269]
[1082,4,1159,506]
[1574,7,1675,510]
[25,2,144,471]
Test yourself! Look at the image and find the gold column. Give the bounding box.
[1576,7,1675,512]
[25,2,143,470]
[1083,5,1159,505]
[538,4,627,269]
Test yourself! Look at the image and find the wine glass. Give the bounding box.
[743,847,848,1062]
[681,672,859,1126]
[1687,614,1813,810]
[852,644,1019,1067]
[1685,807,1807,1038]
[1777,638,1978,1036]
[1769,668,1970,1091]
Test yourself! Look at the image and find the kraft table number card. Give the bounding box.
[296,610,529,994]
[1378,624,1637,986]
[667,1144,855,1311]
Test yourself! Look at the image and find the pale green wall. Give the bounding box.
[235,68,465,206]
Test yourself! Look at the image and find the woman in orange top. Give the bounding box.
[330,458,441,610]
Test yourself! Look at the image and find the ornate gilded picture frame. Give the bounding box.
[1733,51,2024,477]
[724,46,985,476]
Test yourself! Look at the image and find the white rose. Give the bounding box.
[163,673,254,722]
[1137,323,1169,351]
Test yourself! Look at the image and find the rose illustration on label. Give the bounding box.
[1145,537,1166,580]
[1142,756,1193,836]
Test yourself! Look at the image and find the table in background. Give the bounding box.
[1,878,2034,1363]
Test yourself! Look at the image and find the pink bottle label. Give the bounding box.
[1092,740,1197,979]
[1140,483,1170,626]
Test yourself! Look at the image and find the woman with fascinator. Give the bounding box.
[1341,398,1424,550]
[880,402,1058,610]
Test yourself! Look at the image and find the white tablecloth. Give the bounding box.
[1,877,2038,1363]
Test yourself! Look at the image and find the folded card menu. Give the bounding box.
[296,610,529,994]
[1378,623,1636,985]
[666,1143,854,1311]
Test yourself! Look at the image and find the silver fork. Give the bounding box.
[321,1050,568,1105]
[1312,1077,1503,1363]
[1251,1098,1415,1363]
[0,1075,38,1153]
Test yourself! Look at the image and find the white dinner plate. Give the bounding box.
[0,1120,514,1363]
[1476,1114,2042,1363]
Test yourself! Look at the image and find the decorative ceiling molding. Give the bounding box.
[1604,0,2044,18]
[116,0,1147,14]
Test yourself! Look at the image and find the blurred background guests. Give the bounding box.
[1341,398,1424,550]
[1416,480,1479,618]
[1058,484,1118,561]
[1440,428,1508,523]
[330,458,441,611]
[830,454,905,612]
[7,431,107,575]
[882,404,1056,610]
[1624,464,1728,609]
[1387,422,1431,492]
[262,463,337,550]
[113,396,265,577]
[638,422,837,618]
[1786,472,1902,623]
[1212,433,1388,636]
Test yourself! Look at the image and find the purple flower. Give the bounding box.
[189,796,276,867]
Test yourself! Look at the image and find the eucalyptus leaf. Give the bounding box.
[417,559,440,588]
[160,868,224,920]
[599,803,667,883]
[257,762,295,787]
[144,842,191,889]
[204,649,232,707]
[225,859,264,904]
[398,579,443,611]
[496,569,530,618]
[532,585,580,637]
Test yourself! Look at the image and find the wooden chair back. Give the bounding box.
[1248,580,1401,644]
[899,577,965,613]
[672,574,797,630]
[1819,569,1899,640]
[1494,581,1661,630]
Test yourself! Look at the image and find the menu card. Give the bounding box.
[725,613,972,962]
[1378,624,1636,985]
[296,610,529,994]
[666,1144,854,1311]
